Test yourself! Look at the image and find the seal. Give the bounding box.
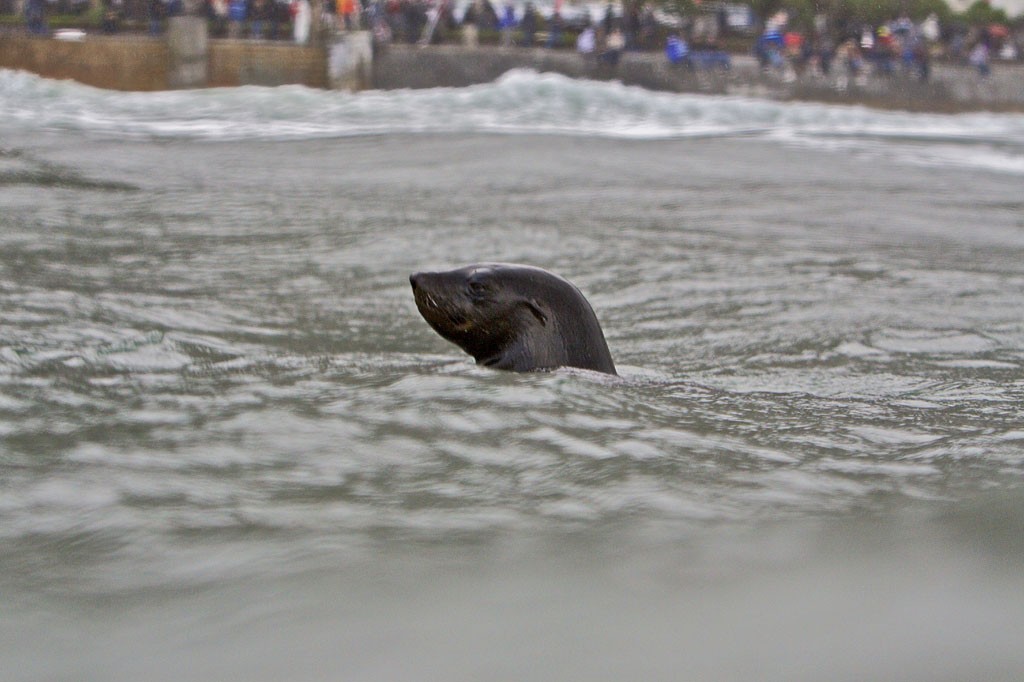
[410,263,616,375]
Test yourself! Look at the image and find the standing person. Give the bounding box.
[401,0,418,43]
[461,0,479,46]
[600,26,623,65]
[838,36,862,78]
[874,25,894,75]
[576,22,595,57]
[520,2,536,47]
[914,39,930,82]
[756,22,784,71]
[624,2,639,49]
[227,0,246,38]
[969,40,990,78]
[368,0,392,43]
[921,13,940,45]
[499,1,515,47]
[783,28,803,76]
[211,0,229,36]
[251,0,271,38]
[639,5,656,50]
[292,0,311,43]
[24,0,47,35]
[665,32,692,70]
[545,7,562,48]
[321,0,336,33]
[601,2,613,35]
[385,0,404,41]
[816,34,835,75]
[338,0,356,30]
[101,0,123,33]
[269,0,290,39]
[148,0,164,35]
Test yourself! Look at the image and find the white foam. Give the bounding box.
[2,68,1022,175]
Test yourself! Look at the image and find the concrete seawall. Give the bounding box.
[2,25,1022,112]
[0,32,171,91]
[0,20,332,91]
[209,40,328,88]
[373,44,1024,113]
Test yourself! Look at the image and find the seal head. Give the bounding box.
[410,263,616,375]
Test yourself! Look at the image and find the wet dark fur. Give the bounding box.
[410,263,616,375]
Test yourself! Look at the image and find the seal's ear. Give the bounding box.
[523,299,548,326]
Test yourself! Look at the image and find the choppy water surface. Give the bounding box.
[2,71,1023,681]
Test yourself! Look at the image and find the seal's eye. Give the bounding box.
[467,280,488,299]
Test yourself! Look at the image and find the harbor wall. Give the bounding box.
[0,20,332,91]
[208,40,326,88]
[372,44,1024,113]
[2,27,1023,112]
[0,33,169,91]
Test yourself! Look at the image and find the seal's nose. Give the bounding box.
[409,273,420,291]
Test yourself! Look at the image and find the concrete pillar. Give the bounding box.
[167,16,209,89]
[328,31,373,91]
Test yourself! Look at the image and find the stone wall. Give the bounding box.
[372,44,590,89]
[0,27,327,91]
[372,44,1024,112]
[0,34,169,91]
[2,30,1022,112]
[208,40,326,88]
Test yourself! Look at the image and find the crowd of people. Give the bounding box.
[752,10,1014,82]
[14,0,1023,79]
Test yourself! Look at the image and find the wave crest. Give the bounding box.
[2,67,1023,173]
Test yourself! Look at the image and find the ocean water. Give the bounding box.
[1,68,1023,681]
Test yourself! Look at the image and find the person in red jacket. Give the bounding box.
[338,0,356,30]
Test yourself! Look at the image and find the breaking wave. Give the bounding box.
[2,67,1023,173]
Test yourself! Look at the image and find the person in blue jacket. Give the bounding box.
[228,0,247,38]
[666,32,692,70]
[756,26,784,69]
[499,2,516,47]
